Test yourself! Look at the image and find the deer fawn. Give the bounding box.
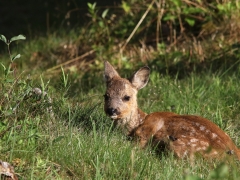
[104,61,240,159]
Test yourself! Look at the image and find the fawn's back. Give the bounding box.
[134,112,240,159]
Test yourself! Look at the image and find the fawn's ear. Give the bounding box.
[104,61,120,82]
[130,66,150,90]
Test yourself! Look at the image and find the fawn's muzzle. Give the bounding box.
[106,108,120,118]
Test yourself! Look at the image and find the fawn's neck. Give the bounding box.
[125,108,147,135]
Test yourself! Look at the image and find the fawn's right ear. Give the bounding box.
[130,66,150,90]
[104,61,120,83]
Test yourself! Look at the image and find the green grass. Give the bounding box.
[0,61,239,179]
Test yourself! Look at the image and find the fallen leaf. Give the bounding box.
[0,160,18,180]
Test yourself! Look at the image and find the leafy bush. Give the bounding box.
[54,0,240,76]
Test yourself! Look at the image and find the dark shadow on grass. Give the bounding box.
[148,53,240,79]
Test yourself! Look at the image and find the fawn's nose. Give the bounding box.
[106,108,118,116]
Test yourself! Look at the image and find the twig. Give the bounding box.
[155,0,165,48]
[182,0,208,12]
[120,0,155,52]
[46,49,95,72]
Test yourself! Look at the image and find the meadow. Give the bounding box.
[0,0,240,179]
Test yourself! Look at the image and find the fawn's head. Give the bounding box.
[104,61,150,128]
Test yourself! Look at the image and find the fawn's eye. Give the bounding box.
[123,95,130,101]
[104,94,110,101]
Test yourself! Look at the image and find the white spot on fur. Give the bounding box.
[200,141,209,146]
[212,133,218,139]
[196,147,203,151]
[191,143,197,147]
[190,138,198,143]
[195,122,200,127]
[200,125,205,131]
[205,129,211,134]
[211,151,218,155]
[187,141,197,147]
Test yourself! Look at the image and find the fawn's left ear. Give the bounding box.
[130,66,150,90]
[104,61,120,83]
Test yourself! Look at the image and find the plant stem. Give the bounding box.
[7,43,12,62]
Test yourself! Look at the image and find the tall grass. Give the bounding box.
[0,66,239,179]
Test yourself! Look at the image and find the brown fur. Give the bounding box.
[104,61,240,160]
[134,113,240,159]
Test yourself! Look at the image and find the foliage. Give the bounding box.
[2,0,238,76]
[13,0,237,76]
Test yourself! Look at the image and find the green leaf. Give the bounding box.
[172,0,182,7]
[0,63,9,77]
[102,9,109,19]
[92,2,96,9]
[98,21,104,28]
[0,34,7,44]
[1,63,6,71]
[10,34,26,43]
[183,7,203,14]
[163,15,177,21]
[11,54,21,61]
[122,1,131,13]
[87,2,93,9]
[87,2,96,10]
[185,18,195,26]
